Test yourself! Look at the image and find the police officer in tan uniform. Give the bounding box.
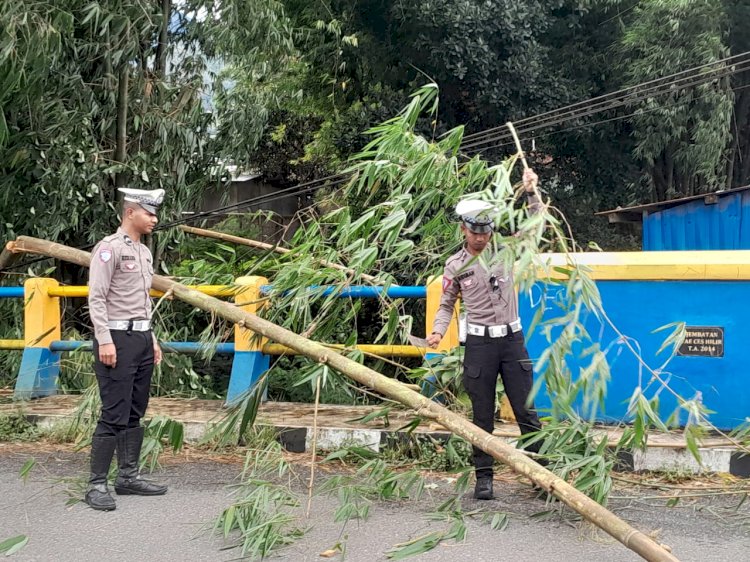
[427,168,543,500]
[85,188,168,511]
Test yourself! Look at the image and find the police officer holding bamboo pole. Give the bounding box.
[427,168,544,500]
[85,188,168,511]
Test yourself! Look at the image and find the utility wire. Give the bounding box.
[470,82,750,155]
[462,50,750,144]
[461,57,750,152]
[157,173,351,230]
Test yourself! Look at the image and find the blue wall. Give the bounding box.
[643,191,750,250]
[520,280,750,430]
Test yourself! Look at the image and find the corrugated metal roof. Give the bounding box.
[596,185,750,219]
[643,189,750,250]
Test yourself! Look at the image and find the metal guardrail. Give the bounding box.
[0,277,453,402]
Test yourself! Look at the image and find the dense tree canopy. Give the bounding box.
[2,0,750,253]
[211,0,750,249]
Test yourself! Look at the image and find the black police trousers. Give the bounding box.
[463,330,542,479]
[92,330,154,438]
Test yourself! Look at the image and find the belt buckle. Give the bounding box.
[489,325,507,338]
[469,324,484,336]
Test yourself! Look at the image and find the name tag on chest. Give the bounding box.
[457,270,475,288]
[120,255,139,271]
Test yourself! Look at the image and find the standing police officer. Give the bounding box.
[427,168,544,500]
[85,188,168,511]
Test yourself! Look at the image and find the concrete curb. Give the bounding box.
[23,410,750,478]
[271,424,750,477]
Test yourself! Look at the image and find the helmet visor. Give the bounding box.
[462,220,493,234]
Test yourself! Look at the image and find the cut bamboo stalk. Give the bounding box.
[11,235,679,562]
[506,121,529,170]
[179,225,379,283]
[0,242,22,273]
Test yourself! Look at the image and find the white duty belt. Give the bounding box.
[107,320,151,331]
[467,319,522,338]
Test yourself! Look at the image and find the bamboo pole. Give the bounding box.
[179,225,379,283]
[0,242,22,273]
[506,121,529,170]
[11,235,679,562]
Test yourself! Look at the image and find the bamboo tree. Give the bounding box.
[154,0,170,77]
[114,62,129,188]
[8,235,677,562]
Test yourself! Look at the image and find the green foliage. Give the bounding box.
[62,382,102,445]
[0,299,23,389]
[0,412,37,441]
[319,456,425,524]
[212,440,305,559]
[268,357,359,404]
[386,467,512,558]
[380,434,473,472]
[527,421,615,505]
[619,0,733,198]
[201,376,268,448]
[395,0,574,126]
[0,535,29,557]
[140,415,185,472]
[19,457,36,483]
[0,1,214,253]
[57,343,95,393]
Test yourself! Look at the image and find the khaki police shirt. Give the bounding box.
[88,227,154,345]
[431,193,542,336]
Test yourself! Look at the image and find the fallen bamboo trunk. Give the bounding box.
[10,235,679,562]
[179,225,379,283]
[0,242,22,273]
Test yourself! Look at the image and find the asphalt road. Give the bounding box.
[1,445,749,561]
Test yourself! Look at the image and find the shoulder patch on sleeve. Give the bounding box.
[442,276,453,292]
[98,247,113,263]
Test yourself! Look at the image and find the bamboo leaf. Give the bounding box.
[0,535,28,556]
[347,407,392,426]
[18,458,35,483]
[386,531,444,560]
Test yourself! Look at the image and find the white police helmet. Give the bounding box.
[455,199,497,234]
[118,188,165,214]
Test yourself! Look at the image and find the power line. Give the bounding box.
[461,63,750,155]
[157,172,351,230]
[462,50,750,145]
[461,55,750,153]
[257,55,750,197]
[473,82,750,155]
[463,58,750,151]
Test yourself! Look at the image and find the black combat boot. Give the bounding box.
[114,426,168,496]
[474,476,494,500]
[84,436,117,511]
